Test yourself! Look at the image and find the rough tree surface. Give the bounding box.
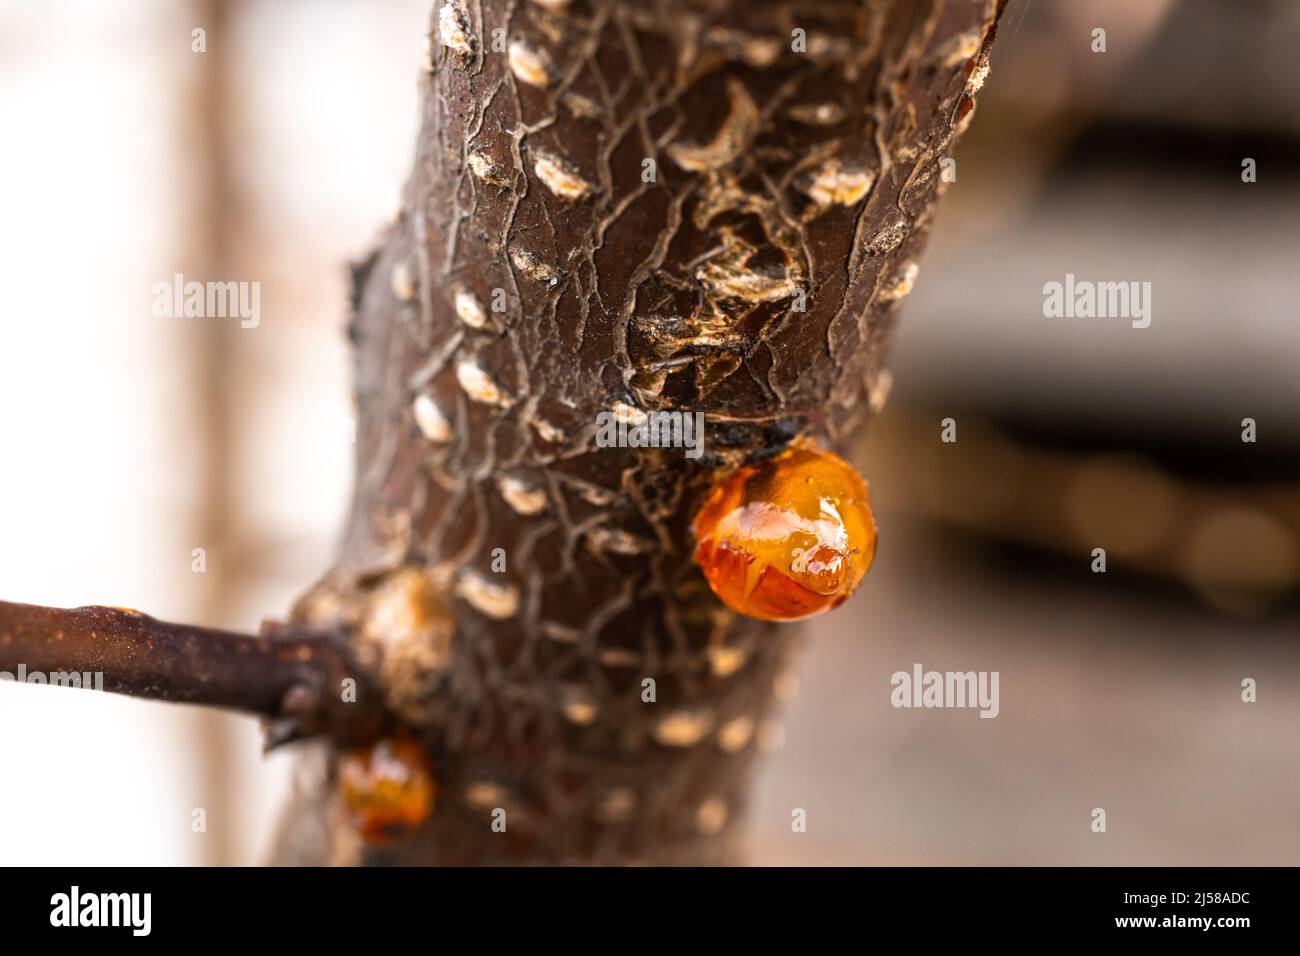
[277,0,1004,865]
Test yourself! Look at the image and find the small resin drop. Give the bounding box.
[693,445,877,622]
[338,737,436,843]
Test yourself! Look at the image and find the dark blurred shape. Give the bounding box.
[1115,0,1300,135]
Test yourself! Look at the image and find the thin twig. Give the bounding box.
[0,600,389,748]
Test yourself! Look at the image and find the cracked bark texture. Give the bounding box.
[275,0,1004,866]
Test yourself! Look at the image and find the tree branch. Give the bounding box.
[0,600,390,747]
[285,0,1011,866]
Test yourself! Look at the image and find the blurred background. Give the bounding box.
[1,0,1296,865]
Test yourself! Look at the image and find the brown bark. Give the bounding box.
[281,0,1007,865]
[0,601,388,746]
[0,0,1004,866]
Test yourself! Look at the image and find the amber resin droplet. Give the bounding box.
[338,737,436,843]
[693,445,877,622]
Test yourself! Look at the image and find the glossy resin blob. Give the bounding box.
[693,445,877,622]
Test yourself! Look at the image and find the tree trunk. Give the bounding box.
[272,0,1005,865]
